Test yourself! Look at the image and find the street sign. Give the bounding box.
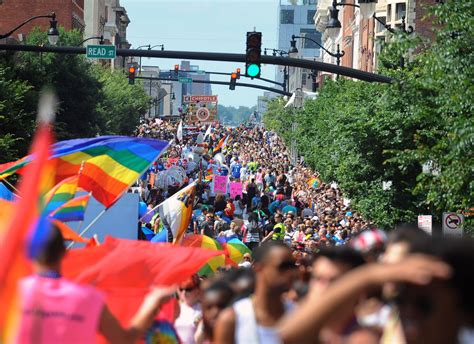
[417,215,432,234]
[183,95,218,103]
[86,45,116,59]
[442,212,464,236]
[178,77,193,83]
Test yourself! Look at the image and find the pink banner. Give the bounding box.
[229,182,243,199]
[213,175,228,194]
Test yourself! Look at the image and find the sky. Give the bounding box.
[120,0,281,107]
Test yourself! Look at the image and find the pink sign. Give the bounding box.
[213,175,228,194]
[229,182,243,199]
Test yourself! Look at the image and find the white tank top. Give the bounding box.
[233,297,293,344]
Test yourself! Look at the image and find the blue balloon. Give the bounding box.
[139,201,148,219]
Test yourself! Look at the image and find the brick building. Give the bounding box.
[0,0,84,42]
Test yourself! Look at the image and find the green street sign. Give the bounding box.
[179,77,193,83]
[86,45,116,59]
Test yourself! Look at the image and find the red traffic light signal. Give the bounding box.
[229,72,237,90]
[236,68,241,79]
[128,66,136,85]
[174,64,179,71]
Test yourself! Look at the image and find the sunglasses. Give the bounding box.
[277,261,297,271]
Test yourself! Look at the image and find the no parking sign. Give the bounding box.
[442,212,464,236]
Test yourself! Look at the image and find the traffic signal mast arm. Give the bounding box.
[201,71,285,88]
[135,75,292,96]
[0,44,393,83]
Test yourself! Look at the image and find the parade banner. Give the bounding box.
[229,181,243,199]
[213,175,228,194]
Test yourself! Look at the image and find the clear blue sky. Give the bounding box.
[121,0,280,107]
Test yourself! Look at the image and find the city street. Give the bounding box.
[0,0,472,343]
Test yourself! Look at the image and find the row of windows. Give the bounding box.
[280,9,317,25]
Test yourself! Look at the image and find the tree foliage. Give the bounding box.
[218,104,257,125]
[264,1,473,231]
[0,27,150,162]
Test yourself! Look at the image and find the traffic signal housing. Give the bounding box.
[246,31,262,78]
[174,64,179,77]
[236,68,241,79]
[128,66,136,85]
[229,72,237,90]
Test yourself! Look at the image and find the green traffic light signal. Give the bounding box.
[247,64,260,78]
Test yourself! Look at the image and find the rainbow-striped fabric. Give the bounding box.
[181,234,226,276]
[43,176,79,215]
[0,136,169,208]
[50,194,90,222]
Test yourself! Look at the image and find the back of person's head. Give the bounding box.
[313,246,365,269]
[413,236,474,318]
[35,225,66,266]
[389,224,430,251]
[253,240,289,265]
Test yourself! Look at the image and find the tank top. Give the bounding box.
[233,297,293,344]
[14,274,105,344]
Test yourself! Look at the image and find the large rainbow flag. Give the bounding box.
[0,136,170,208]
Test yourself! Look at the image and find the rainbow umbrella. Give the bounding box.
[309,177,321,189]
[181,234,225,276]
[225,238,252,265]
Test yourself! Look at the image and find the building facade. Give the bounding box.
[0,0,84,42]
[277,0,321,90]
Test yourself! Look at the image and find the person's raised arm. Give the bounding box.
[279,255,451,344]
[99,285,176,344]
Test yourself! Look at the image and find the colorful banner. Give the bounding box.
[229,181,243,199]
[213,175,228,194]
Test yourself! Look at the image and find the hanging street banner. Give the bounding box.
[442,212,464,236]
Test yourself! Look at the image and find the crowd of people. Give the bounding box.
[14,117,474,343]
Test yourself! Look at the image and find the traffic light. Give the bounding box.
[229,72,237,90]
[236,68,241,79]
[174,64,179,77]
[246,31,262,78]
[128,66,136,85]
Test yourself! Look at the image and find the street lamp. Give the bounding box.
[149,44,164,51]
[290,35,345,66]
[135,44,165,74]
[78,35,104,46]
[326,0,413,37]
[0,12,59,45]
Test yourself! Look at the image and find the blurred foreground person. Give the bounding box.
[215,241,296,343]
[175,274,202,344]
[279,236,474,344]
[13,226,176,344]
[195,280,235,344]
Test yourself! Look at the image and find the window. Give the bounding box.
[280,10,294,24]
[395,3,406,21]
[300,29,322,49]
[307,10,316,24]
[375,16,386,33]
[387,4,391,22]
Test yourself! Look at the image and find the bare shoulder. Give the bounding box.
[214,307,236,344]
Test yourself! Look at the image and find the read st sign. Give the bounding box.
[86,45,116,59]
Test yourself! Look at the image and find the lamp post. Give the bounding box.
[78,35,104,46]
[0,12,59,45]
[264,48,290,92]
[290,34,345,66]
[150,92,174,118]
[135,44,165,75]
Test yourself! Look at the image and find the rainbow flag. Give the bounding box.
[49,194,90,222]
[43,175,79,215]
[181,234,226,276]
[0,136,170,208]
[309,177,321,189]
[158,182,197,244]
[213,135,228,154]
[0,123,54,341]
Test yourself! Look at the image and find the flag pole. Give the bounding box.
[67,208,107,249]
[2,178,21,197]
